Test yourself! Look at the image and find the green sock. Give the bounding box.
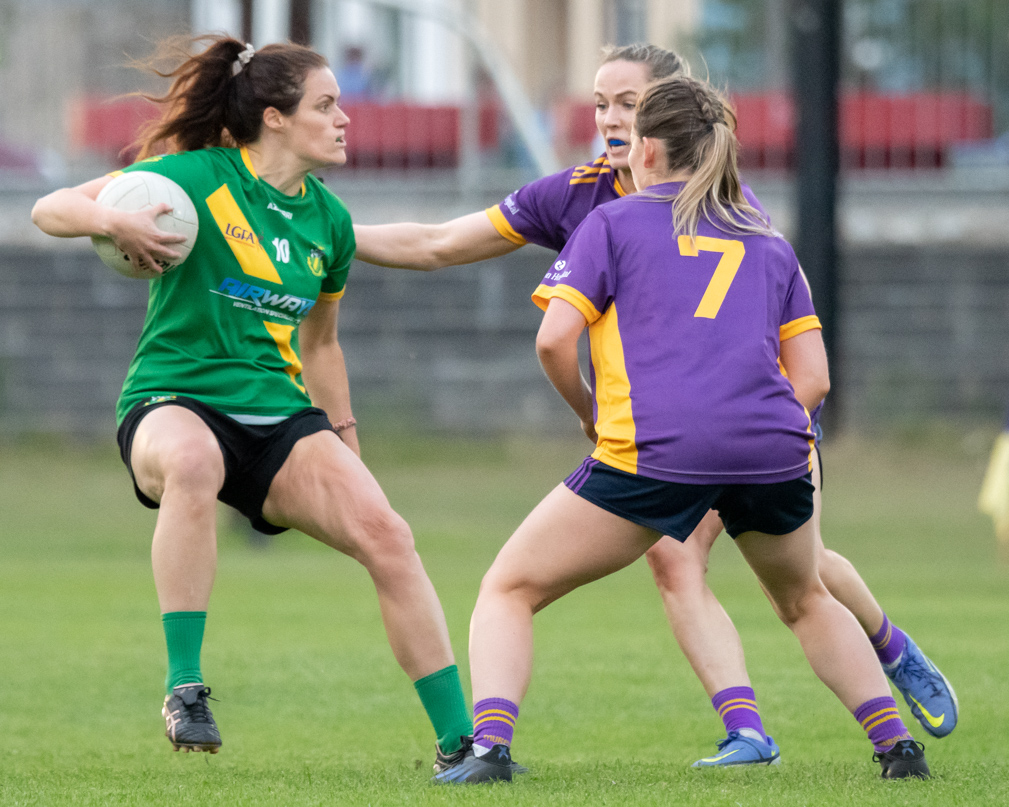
[162,611,206,693]
[413,665,473,753]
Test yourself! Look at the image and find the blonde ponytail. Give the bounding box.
[635,76,774,243]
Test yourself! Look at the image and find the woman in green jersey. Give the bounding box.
[31,36,473,764]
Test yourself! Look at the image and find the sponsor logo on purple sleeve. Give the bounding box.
[547,259,570,282]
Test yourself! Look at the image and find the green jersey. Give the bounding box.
[114,147,355,424]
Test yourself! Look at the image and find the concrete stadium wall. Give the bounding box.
[841,245,1009,425]
[2,241,1008,437]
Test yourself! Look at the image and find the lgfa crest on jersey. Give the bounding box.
[307,247,326,277]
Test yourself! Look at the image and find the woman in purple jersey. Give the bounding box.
[433,74,931,784]
[356,44,957,764]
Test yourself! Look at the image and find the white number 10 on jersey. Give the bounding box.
[272,238,291,263]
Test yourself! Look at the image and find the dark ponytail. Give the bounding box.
[132,35,328,158]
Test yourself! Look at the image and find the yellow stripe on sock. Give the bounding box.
[864,711,902,732]
[717,698,758,716]
[475,709,515,726]
[871,623,892,649]
[719,704,761,716]
[860,706,900,726]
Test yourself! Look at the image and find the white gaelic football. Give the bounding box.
[91,171,199,279]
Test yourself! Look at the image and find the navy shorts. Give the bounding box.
[117,395,335,535]
[564,458,814,541]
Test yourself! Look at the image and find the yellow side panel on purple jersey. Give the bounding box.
[588,302,638,473]
[205,184,283,284]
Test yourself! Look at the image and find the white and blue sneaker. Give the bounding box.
[884,634,958,738]
[692,730,781,767]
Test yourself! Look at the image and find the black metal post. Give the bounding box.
[790,0,841,430]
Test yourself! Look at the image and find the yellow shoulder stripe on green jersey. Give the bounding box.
[205,183,282,284]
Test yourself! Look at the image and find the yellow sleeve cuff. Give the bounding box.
[531,283,602,323]
[485,205,527,246]
[318,289,345,302]
[780,315,821,341]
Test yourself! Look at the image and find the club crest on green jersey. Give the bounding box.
[307,248,326,277]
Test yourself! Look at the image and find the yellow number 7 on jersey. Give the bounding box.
[677,235,746,319]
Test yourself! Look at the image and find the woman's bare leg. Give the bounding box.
[645,512,749,697]
[263,429,453,680]
[469,484,657,705]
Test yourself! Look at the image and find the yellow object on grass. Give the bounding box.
[978,432,1009,543]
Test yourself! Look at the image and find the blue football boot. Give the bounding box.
[884,634,958,738]
[692,730,781,767]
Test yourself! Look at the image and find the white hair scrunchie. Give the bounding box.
[232,43,255,76]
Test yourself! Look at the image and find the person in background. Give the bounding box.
[336,45,376,103]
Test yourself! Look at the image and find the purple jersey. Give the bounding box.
[486,154,768,253]
[532,182,820,485]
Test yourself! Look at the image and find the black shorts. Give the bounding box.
[116,395,335,535]
[564,458,814,541]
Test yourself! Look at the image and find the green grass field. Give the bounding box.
[1,429,1007,805]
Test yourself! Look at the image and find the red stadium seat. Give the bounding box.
[67,95,159,165]
[888,95,916,169]
[67,90,994,173]
[911,93,941,168]
[428,106,460,168]
[377,104,410,168]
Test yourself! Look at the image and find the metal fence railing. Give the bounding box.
[683,0,1009,169]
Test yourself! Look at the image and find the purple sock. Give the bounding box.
[870,614,907,667]
[854,696,914,752]
[473,698,518,751]
[711,686,766,740]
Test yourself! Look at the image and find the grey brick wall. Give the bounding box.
[2,241,1008,437]
[841,245,1009,425]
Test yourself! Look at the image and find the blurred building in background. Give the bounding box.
[1,0,1008,436]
